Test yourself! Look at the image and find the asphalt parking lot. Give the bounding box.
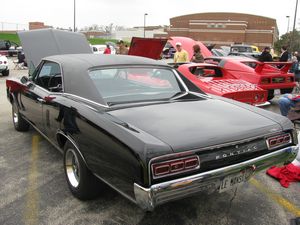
[1,59,300,225]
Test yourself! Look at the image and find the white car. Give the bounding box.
[0,55,9,76]
[91,44,116,54]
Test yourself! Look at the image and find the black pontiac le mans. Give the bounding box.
[6,29,299,211]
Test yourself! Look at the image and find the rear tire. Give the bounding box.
[12,102,30,131]
[63,141,101,200]
[281,88,294,94]
[267,90,274,101]
[2,69,9,76]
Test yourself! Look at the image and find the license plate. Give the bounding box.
[219,172,246,193]
[272,77,284,83]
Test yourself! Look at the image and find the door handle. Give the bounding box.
[37,98,45,103]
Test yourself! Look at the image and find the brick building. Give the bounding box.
[29,22,52,30]
[167,12,279,49]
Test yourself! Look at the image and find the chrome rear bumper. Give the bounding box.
[134,146,298,211]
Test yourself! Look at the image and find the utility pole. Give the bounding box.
[286,15,290,33]
[291,0,299,52]
[74,0,76,32]
[144,13,148,38]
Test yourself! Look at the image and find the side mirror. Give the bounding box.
[20,76,29,84]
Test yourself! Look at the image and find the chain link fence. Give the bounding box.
[0,22,28,31]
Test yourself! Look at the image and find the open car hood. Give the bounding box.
[128,37,168,60]
[18,29,92,74]
[168,37,213,58]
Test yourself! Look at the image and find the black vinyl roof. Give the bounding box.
[44,54,170,69]
[43,54,171,106]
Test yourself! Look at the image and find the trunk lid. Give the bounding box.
[128,37,168,60]
[108,98,282,152]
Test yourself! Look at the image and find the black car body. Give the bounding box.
[0,40,21,56]
[6,29,299,211]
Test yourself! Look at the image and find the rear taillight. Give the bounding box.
[3,61,6,64]
[286,77,293,82]
[267,133,292,149]
[0,61,2,64]
[151,155,200,179]
[261,78,270,84]
[254,94,265,102]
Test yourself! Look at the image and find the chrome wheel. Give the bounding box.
[65,148,80,188]
[12,105,19,125]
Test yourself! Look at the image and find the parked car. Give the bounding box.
[0,54,9,76]
[168,37,296,100]
[251,45,260,53]
[0,40,21,56]
[91,44,106,54]
[205,57,296,100]
[228,51,261,60]
[7,29,298,211]
[177,63,267,105]
[228,44,260,59]
[91,44,116,54]
[8,44,22,57]
[211,48,228,57]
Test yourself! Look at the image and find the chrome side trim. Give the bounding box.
[62,93,109,108]
[137,145,298,211]
[173,69,189,92]
[55,130,88,166]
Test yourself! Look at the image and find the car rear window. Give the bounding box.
[89,67,184,105]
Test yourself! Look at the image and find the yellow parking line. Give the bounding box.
[23,135,40,225]
[250,177,300,217]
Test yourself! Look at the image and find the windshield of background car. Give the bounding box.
[88,67,184,105]
[231,46,252,53]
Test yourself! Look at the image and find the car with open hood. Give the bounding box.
[168,37,296,101]
[6,29,298,211]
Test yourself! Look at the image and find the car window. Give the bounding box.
[190,67,223,77]
[89,67,184,105]
[34,61,62,92]
[242,62,258,69]
[0,41,5,49]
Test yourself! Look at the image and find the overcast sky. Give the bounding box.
[1,0,299,35]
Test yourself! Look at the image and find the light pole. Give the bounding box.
[290,0,299,52]
[144,13,148,38]
[73,0,76,32]
[286,15,290,33]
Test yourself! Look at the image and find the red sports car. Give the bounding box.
[177,63,267,105]
[168,37,296,100]
[204,57,295,100]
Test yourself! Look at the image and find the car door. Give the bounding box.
[20,61,61,133]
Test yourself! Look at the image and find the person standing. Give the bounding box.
[174,42,189,63]
[103,44,111,54]
[258,47,273,62]
[116,40,128,55]
[191,44,204,63]
[279,46,289,62]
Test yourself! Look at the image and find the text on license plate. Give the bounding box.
[219,172,246,193]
